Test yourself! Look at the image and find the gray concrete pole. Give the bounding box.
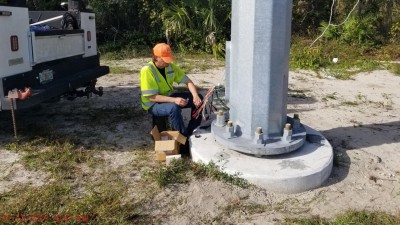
[211,0,304,155]
[229,0,292,139]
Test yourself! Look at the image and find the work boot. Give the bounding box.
[180,141,191,158]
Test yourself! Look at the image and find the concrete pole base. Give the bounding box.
[190,124,333,194]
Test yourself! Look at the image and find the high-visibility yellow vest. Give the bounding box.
[140,61,188,110]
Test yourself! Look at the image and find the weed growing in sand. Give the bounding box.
[322,92,337,102]
[151,159,249,188]
[350,119,363,127]
[376,93,394,110]
[288,88,310,98]
[284,210,400,224]
[340,101,359,106]
[356,93,368,103]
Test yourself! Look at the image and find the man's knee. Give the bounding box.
[169,104,182,115]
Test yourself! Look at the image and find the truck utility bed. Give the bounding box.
[0,4,109,110]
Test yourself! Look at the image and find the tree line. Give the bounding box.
[24,0,400,52]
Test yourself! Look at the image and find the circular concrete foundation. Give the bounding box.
[190,124,333,194]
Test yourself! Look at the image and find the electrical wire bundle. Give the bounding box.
[192,86,215,120]
[192,85,230,121]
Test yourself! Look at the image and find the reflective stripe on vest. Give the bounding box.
[167,65,174,78]
[143,102,155,107]
[148,63,175,82]
[148,64,160,82]
[142,89,159,95]
[180,75,188,84]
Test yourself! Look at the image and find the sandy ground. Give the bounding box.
[0,58,399,224]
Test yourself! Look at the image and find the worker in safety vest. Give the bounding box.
[140,43,203,136]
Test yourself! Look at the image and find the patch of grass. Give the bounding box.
[0,133,160,224]
[191,161,250,188]
[389,63,400,76]
[285,210,400,225]
[99,43,150,60]
[152,159,191,187]
[6,138,98,179]
[224,202,269,215]
[176,55,224,73]
[290,37,385,79]
[151,159,249,188]
[0,170,155,225]
[109,66,134,74]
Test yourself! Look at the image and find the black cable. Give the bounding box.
[214,86,229,110]
[61,12,79,30]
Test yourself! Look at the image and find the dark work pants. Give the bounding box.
[148,92,203,136]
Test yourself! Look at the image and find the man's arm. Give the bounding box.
[187,79,202,107]
[148,94,188,107]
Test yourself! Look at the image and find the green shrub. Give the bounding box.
[290,45,328,70]
[340,16,382,46]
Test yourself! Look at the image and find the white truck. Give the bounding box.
[0,0,109,110]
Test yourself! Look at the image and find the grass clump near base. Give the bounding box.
[151,159,250,188]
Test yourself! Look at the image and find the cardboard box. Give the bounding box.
[151,126,187,162]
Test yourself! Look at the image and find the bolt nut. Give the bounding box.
[293,114,301,130]
[254,128,263,144]
[255,127,263,134]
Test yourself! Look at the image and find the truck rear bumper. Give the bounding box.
[0,55,109,110]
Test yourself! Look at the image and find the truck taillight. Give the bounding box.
[10,35,19,52]
[0,11,12,16]
[87,31,91,42]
